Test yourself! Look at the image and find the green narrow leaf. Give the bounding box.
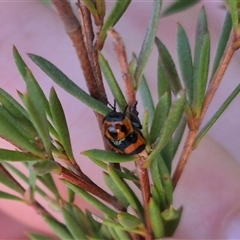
[161,141,173,173]
[149,92,170,144]
[42,213,73,240]
[27,232,54,240]
[103,172,129,208]
[157,57,171,101]
[86,210,102,234]
[0,149,42,162]
[49,87,75,162]
[0,88,28,117]
[23,91,51,156]
[82,149,137,163]
[117,212,142,230]
[28,162,37,192]
[0,166,24,195]
[99,53,127,111]
[177,23,194,103]
[192,7,208,115]
[28,54,110,115]
[0,191,22,201]
[172,115,187,156]
[148,198,164,238]
[228,0,238,30]
[90,158,139,184]
[211,11,232,78]
[62,208,87,240]
[155,37,182,95]
[134,0,162,84]
[192,32,210,117]
[193,7,208,70]
[0,88,38,139]
[141,109,150,146]
[194,83,240,148]
[64,180,118,218]
[139,76,155,125]
[38,173,60,199]
[68,188,75,203]
[107,226,120,240]
[0,105,35,141]
[107,165,143,216]
[114,228,131,240]
[72,205,94,236]
[145,90,186,167]
[33,160,62,176]
[13,46,51,118]
[2,162,47,198]
[149,159,166,211]
[157,155,173,205]
[96,0,131,50]
[162,0,200,16]
[0,107,44,159]
[151,185,161,209]
[94,215,145,236]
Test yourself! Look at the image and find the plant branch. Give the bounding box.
[172,30,238,189]
[136,152,152,239]
[51,0,102,100]
[172,129,198,188]
[59,167,125,211]
[108,29,136,107]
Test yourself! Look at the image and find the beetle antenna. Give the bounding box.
[106,99,116,111]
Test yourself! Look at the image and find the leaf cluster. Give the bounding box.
[0,1,239,240]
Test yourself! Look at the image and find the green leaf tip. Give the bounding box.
[117,212,142,229]
[155,37,182,95]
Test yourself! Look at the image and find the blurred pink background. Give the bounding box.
[0,0,240,239]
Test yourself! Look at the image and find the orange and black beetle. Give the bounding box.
[103,102,146,155]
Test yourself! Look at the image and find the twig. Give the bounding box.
[51,0,104,101]
[59,167,125,211]
[136,153,153,240]
[172,30,238,188]
[172,129,198,188]
[108,29,136,107]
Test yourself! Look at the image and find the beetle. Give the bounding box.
[103,101,146,155]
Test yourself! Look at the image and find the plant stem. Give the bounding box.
[59,167,125,211]
[172,129,198,188]
[136,153,152,240]
[172,30,238,188]
[108,29,136,107]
